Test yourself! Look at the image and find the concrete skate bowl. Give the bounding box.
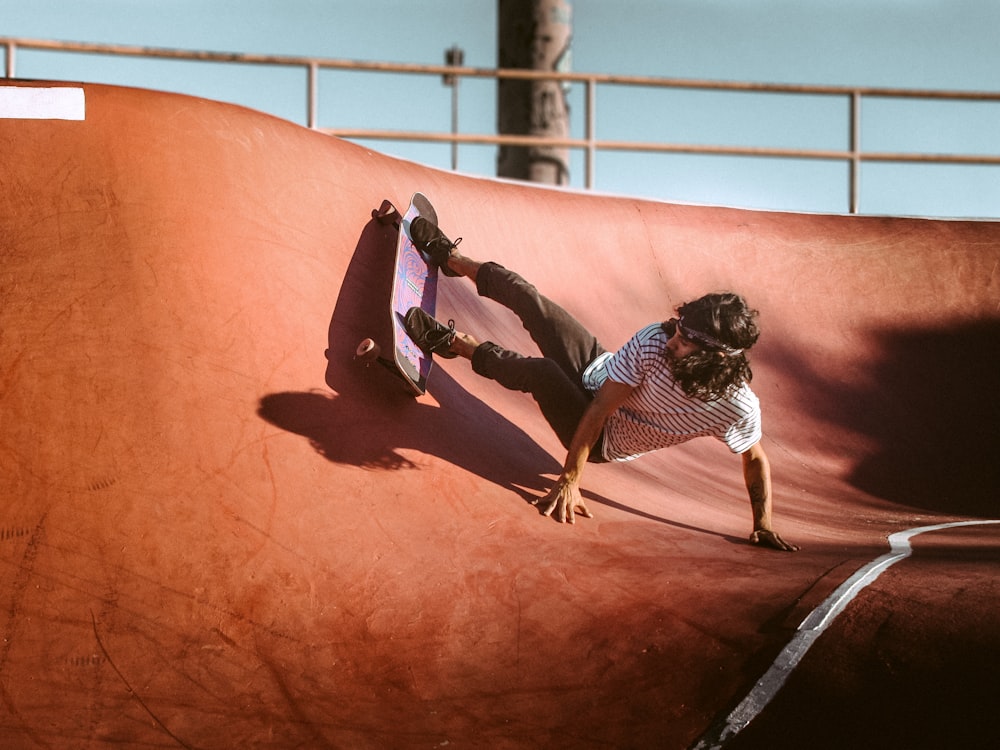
[1,81,998,749]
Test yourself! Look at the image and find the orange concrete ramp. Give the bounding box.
[1,82,998,748]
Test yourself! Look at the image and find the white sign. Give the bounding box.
[0,86,85,120]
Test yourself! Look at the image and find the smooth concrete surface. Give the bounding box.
[1,81,998,749]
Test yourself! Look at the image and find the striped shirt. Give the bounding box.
[581,323,761,461]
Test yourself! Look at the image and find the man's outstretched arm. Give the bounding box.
[741,441,799,551]
[533,379,634,523]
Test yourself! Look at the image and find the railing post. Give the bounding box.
[444,46,464,171]
[307,62,318,129]
[585,77,596,190]
[849,90,861,214]
[4,41,15,78]
[450,80,460,171]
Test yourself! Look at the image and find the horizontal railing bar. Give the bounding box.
[5,36,1000,102]
[323,128,1000,165]
[326,129,849,159]
[853,152,1000,165]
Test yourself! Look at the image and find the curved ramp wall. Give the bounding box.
[1,82,998,748]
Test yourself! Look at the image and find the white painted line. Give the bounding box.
[0,86,85,120]
[691,519,1000,750]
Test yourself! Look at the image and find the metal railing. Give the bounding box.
[4,36,1000,214]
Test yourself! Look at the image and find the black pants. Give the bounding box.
[470,263,608,459]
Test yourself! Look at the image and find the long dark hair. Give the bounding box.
[663,292,760,401]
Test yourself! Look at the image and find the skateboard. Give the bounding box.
[355,192,440,396]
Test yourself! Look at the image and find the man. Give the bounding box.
[403,217,797,551]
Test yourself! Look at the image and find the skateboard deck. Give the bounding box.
[356,192,439,396]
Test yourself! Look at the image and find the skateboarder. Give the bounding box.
[404,218,798,551]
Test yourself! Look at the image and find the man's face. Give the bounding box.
[666,325,702,360]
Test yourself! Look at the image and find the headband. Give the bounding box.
[677,317,744,355]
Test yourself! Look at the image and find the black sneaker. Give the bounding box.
[403,307,458,358]
[410,217,462,277]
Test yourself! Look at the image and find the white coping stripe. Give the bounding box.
[691,519,1000,749]
[0,86,85,120]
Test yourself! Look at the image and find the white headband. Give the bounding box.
[677,317,744,355]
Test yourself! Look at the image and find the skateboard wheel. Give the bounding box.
[372,200,400,226]
[355,338,380,363]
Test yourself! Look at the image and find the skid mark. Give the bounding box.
[86,476,118,492]
[0,527,32,542]
[68,653,104,668]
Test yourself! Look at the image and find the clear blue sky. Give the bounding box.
[3,0,999,217]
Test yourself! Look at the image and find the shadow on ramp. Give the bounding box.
[770,318,1000,516]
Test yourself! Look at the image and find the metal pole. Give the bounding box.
[308,62,318,129]
[850,90,861,214]
[4,41,15,78]
[444,46,464,171]
[586,77,596,189]
[451,81,460,171]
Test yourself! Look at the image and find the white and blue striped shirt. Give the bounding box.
[582,323,761,461]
